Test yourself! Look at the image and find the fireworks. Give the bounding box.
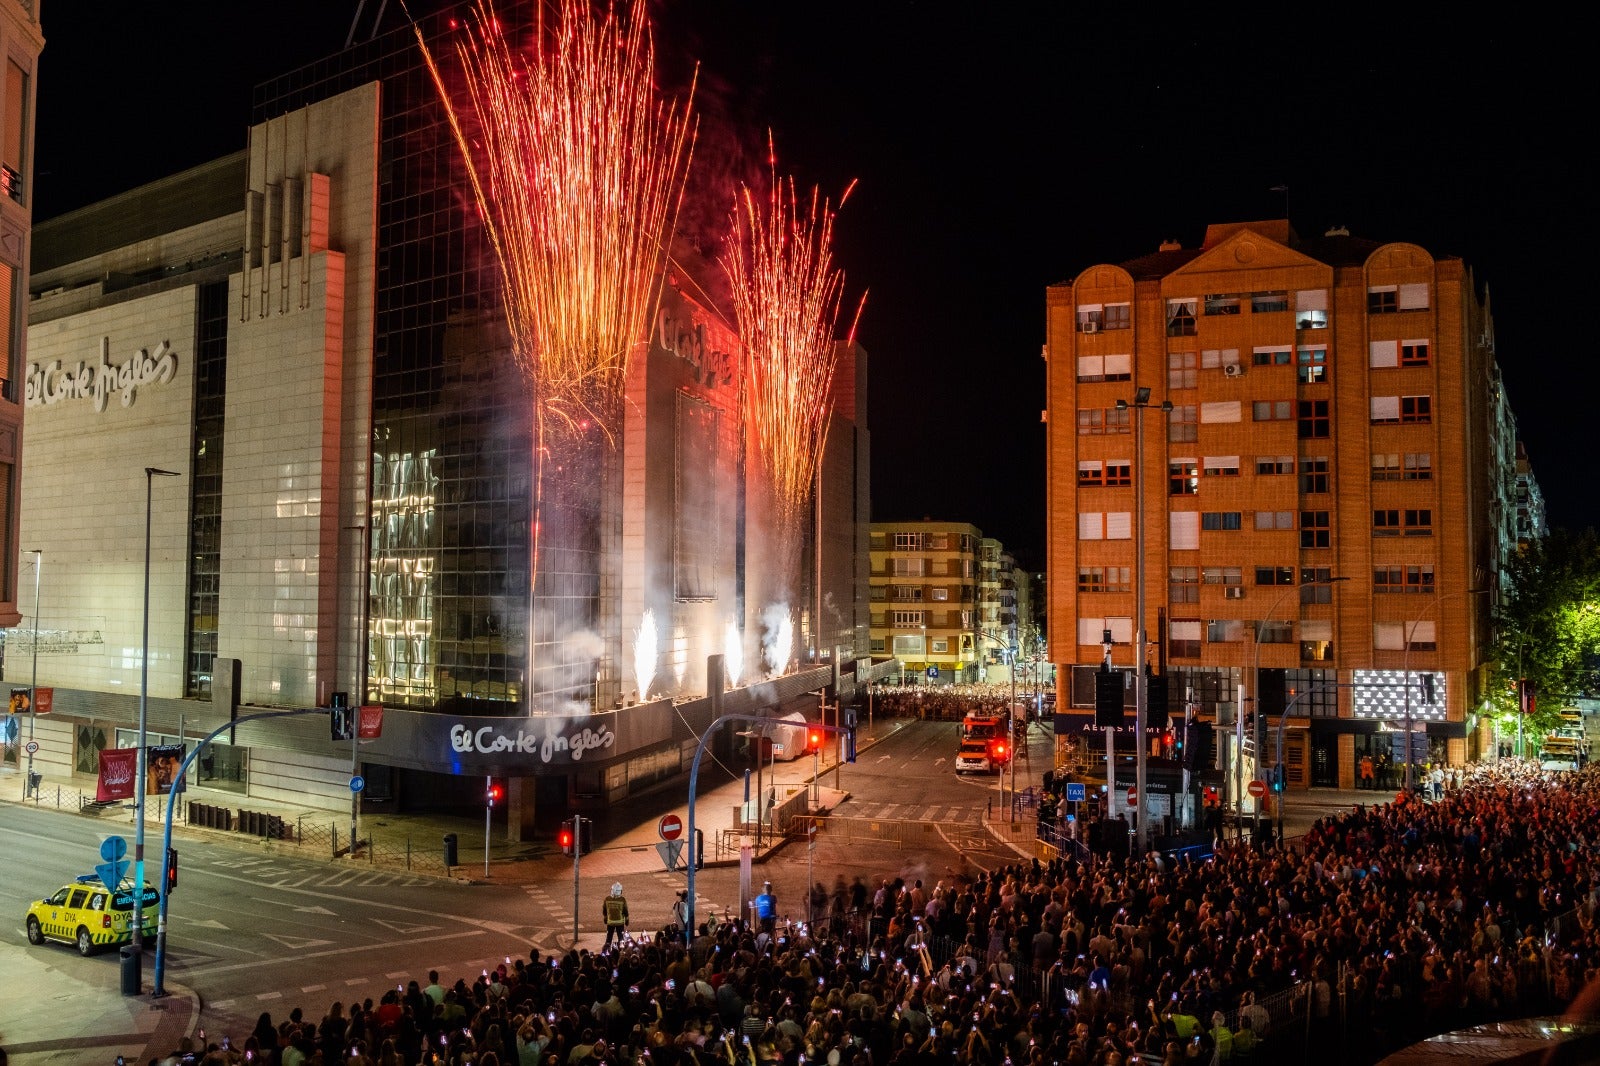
[722,146,864,543]
[633,608,658,702]
[416,0,697,437]
[724,618,743,687]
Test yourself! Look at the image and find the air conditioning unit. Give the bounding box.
[1224,586,1245,599]
[1223,362,1245,377]
[1082,322,1099,334]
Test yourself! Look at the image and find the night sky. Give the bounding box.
[30,4,1593,567]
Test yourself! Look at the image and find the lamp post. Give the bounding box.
[134,467,181,964]
[1248,575,1347,840]
[1116,388,1171,854]
[1400,586,1489,793]
[23,549,41,799]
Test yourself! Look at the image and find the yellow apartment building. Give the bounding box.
[869,520,983,684]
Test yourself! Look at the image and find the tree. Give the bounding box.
[1486,528,1600,738]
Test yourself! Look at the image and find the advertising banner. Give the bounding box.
[34,687,53,715]
[97,748,139,802]
[357,705,384,739]
[147,743,187,796]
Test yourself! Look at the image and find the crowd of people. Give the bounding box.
[144,757,1600,1066]
[870,683,1037,723]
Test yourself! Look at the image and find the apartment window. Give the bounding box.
[1256,455,1294,475]
[1299,457,1330,494]
[1170,511,1200,550]
[1369,340,1398,368]
[1300,567,1335,602]
[1405,509,1433,536]
[1201,348,1242,370]
[1201,512,1242,531]
[1105,460,1132,486]
[1078,406,1132,434]
[1298,400,1330,438]
[1371,453,1402,481]
[1207,619,1246,642]
[894,532,924,551]
[1374,565,1434,593]
[1079,566,1130,593]
[1401,395,1431,423]
[1255,511,1294,530]
[1204,293,1243,315]
[1170,567,1199,603]
[1251,291,1289,313]
[1373,509,1401,537]
[1404,452,1432,480]
[892,586,924,602]
[1376,621,1435,651]
[892,611,926,627]
[1104,303,1131,330]
[1301,511,1330,548]
[1253,400,1293,422]
[1255,621,1294,644]
[932,639,949,654]
[1406,565,1435,592]
[1368,286,1398,314]
[1202,566,1242,586]
[1167,298,1197,337]
[1076,305,1105,332]
[1169,350,1197,390]
[1371,396,1401,423]
[1203,456,1239,477]
[1256,566,1295,586]
[1078,616,1133,644]
[1079,512,1133,541]
[1076,353,1132,382]
[1170,620,1202,658]
[1398,283,1429,310]
[1401,340,1430,366]
[1297,347,1328,383]
[891,557,927,577]
[1169,460,1199,495]
[931,587,949,601]
[1077,460,1105,486]
[1295,289,1329,329]
[1200,401,1242,423]
[1300,621,1334,663]
[930,533,950,549]
[1169,404,1198,443]
[960,610,973,628]
[1251,345,1291,367]
[3,58,26,206]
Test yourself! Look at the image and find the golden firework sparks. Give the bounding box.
[723,145,864,543]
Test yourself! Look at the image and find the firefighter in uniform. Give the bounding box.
[603,882,630,949]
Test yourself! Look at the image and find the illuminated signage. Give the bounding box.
[449,721,617,763]
[26,337,179,414]
[656,307,735,388]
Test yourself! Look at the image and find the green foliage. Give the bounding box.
[1487,528,1600,736]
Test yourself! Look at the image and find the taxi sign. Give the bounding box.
[1065,782,1086,802]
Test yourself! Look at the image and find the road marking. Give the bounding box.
[183,928,489,979]
[262,933,334,950]
[186,918,230,930]
[372,918,440,935]
[303,984,327,993]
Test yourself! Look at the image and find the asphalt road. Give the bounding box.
[0,717,1016,1042]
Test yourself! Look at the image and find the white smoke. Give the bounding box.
[724,618,744,687]
[762,603,794,678]
[633,609,659,702]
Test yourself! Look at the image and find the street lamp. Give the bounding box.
[1248,574,1348,840]
[134,467,181,965]
[23,549,41,799]
[1400,586,1490,793]
[1116,388,1171,854]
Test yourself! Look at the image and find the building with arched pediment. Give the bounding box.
[1045,220,1535,797]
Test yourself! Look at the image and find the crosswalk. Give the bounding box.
[837,801,980,823]
[205,853,435,890]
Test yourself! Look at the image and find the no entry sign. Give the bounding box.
[1248,779,1268,798]
[658,813,684,841]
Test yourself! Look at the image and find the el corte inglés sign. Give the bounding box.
[26,337,179,414]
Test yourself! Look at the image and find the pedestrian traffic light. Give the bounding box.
[486,780,505,807]
[165,846,178,892]
[1095,668,1125,728]
[846,726,857,763]
[1271,764,1286,792]
[559,818,575,857]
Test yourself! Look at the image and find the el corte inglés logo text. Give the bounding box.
[450,722,617,763]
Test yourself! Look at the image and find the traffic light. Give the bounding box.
[1146,672,1169,730]
[1182,722,1202,771]
[1271,764,1286,792]
[486,780,505,807]
[846,726,857,763]
[1094,668,1125,728]
[808,728,824,753]
[991,738,1008,764]
[559,818,575,857]
[165,846,178,892]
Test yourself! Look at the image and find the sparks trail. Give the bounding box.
[413,0,696,705]
[722,142,865,557]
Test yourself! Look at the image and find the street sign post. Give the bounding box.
[350,775,366,794]
[1065,782,1085,802]
[1126,786,1137,805]
[658,813,684,841]
[1247,779,1267,798]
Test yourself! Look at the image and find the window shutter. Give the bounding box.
[1374,623,1405,650]
[1077,303,1104,313]
[1398,283,1429,310]
[1295,289,1328,312]
[1108,617,1134,644]
[1200,401,1241,423]
[1078,617,1105,644]
[1103,353,1132,377]
[1300,620,1332,641]
[1170,512,1199,550]
[1371,396,1400,421]
[1077,355,1104,378]
[1369,340,1398,367]
[1079,513,1104,540]
[1171,620,1201,640]
[1407,620,1436,644]
[1106,512,1133,540]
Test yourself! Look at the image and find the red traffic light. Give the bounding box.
[558,827,573,849]
[487,782,505,806]
[991,741,1007,760]
[809,730,823,750]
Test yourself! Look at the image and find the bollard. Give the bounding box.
[443,832,458,868]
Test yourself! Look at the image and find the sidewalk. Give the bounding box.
[0,941,198,1066]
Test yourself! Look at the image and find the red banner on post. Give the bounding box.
[97,748,140,802]
[33,688,53,715]
[358,705,384,740]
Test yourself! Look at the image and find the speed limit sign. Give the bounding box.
[24,740,38,755]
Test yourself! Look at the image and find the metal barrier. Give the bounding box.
[788,814,949,851]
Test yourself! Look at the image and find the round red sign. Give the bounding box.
[658,814,684,841]
[1247,779,1268,798]
[1125,787,1137,804]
